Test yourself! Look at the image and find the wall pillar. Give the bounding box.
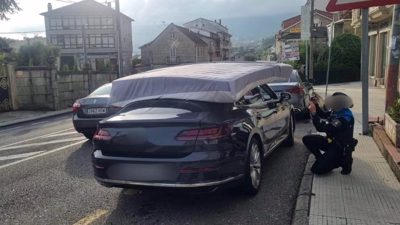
[51,68,59,111]
[6,63,18,110]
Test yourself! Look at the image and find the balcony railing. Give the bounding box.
[166,56,180,65]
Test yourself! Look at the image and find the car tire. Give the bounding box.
[241,138,262,196]
[282,114,295,147]
[83,132,94,140]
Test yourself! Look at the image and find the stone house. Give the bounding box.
[40,0,134,75]
[183,18,232,61]
[139,23,209,70]
[351,5,395,89]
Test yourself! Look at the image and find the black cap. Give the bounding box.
[332,92,347,97]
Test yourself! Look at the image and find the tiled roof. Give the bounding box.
[280,9,333,31]
[40,0,134,21]
[315,9,334,19]
[175,25,208,46]
[281,15,301,30]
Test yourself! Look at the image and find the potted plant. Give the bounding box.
[385,97,400,147]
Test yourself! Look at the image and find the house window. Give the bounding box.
[170,32,175,38]
[49,15,114,30]
[170,47,176,57]
[51,34,114,48]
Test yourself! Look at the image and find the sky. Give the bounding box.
[0,0,308,52]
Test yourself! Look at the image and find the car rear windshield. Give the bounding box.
[90,83,112,96]
[269,72,298,83]
[121,99,231,113]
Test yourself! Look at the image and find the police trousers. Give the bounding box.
[303,134,353,175]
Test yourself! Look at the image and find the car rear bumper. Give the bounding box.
[73,115,103,133]
[92,150,245,193]
[288,94,307,113]
[94,175,244,194]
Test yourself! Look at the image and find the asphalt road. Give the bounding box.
[0,114,313,225]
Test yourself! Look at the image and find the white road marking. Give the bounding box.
[0,128,75,149]
[0,137,86,151]
[0,126,24,133]
[0,151,45,161]
[0,140,87,170]
[44,131,78,138]
[31,121,49,125]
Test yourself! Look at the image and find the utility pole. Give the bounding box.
[115,0,123,78]
[325,14,336,99]
[361,8,370,135]
[309,0,315,79]
[385,4,400,111]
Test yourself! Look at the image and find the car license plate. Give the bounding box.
[87,108,107,114]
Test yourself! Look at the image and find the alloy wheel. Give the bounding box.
[250,143,261,189]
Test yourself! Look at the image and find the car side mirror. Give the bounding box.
[280,92,292,101]
[308,78,315,83]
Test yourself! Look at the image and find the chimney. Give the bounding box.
[47,3,52,11]
[219,19,221,24]
[108,2,111,7]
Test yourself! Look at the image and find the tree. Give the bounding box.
[16,42,61,67]
[0,0,21,21]
[316,34,362,70]
[132,57,141,66]
[244,54,257,61]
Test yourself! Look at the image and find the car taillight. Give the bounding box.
[286,87,304,93]
[111,104,122,109]
[72,101,81,111]
[175,124,231,141]
[93,129,111,141]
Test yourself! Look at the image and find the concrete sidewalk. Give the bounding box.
[308,82,400,225]
[0,108,71,128]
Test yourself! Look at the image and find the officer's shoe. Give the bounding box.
[341,167,352,175]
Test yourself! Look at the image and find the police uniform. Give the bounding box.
[303,92,357,175]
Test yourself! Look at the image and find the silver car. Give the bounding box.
[268,70,314,118]
[72,83,120,139]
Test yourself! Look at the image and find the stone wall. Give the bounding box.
[15,67,56,110]
[15,67,117,111]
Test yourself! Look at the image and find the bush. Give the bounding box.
[16,42,60,67]
[244,54,257,61]
[316,34,361,70]
[388,97,400,123]
[62,64,70,71]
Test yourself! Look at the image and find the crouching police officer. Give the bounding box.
[302,92,358,175]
